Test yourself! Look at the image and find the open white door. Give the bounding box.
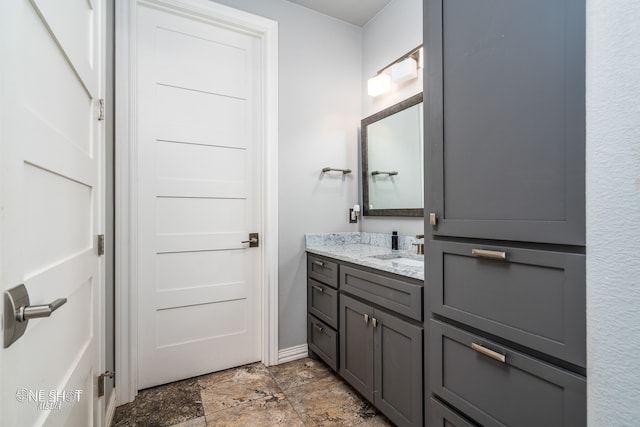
[0,1,105,426]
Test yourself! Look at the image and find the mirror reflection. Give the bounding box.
[361,93,424,217]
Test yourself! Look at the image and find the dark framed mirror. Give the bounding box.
[361,92,424,217]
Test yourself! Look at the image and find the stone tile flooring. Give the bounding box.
[112,358,394,426]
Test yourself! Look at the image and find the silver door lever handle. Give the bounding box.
[17,298,67,322]
[241,233,259,248]
[4,284,67,348]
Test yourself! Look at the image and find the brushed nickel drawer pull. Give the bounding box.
[312,260,325,268]
[471,342,506,363]
[472,249,507,260]
[312,285,324,293]
[313,323,325,333]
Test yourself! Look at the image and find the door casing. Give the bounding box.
[114,0,279,404]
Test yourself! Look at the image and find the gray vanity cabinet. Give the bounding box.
[306,252,424,427]
[426,0,585,246]
[340,294,423,427]
[424,0,587,424]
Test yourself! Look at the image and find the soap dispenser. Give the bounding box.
[391,231,398,250]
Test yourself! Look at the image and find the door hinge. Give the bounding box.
[98,371,115,397]
[98,99,105,121]
[97,234,105,256]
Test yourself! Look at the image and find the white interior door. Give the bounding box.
[0,1,104,426]
[137,2,263,389]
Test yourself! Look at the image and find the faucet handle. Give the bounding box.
[415,234,424,239]
[412,242,425,255]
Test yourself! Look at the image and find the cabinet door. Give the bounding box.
[426,0,585,245]
[374,309,423,427]
[308,315,338,371]
[339,294,374,401]
[430,240,586,367]
[430,398,477,427]
[430,320,586,427]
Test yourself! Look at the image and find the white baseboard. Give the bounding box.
[105,389,117,426]
[278,344,308,364]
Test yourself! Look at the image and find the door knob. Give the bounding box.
[4,284,67,348]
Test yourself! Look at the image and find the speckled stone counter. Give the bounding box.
[305,232,425,281]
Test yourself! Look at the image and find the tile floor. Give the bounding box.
[112,357,394,427]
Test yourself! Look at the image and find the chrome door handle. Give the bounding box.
[241,233,259,248]
[4,284,67,348]
[18,298,67,322]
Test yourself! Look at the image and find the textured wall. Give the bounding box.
[586,0,640,423]
[210,0,362,350]
[360,0,424,235]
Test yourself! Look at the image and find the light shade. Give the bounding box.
[367,73,391,97]
[390,57,418,83]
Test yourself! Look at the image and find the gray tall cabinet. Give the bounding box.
[424,0,586,425]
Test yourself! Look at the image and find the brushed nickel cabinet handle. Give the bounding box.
[471,342,506,363]
[471,248,507,260]
[312,260,325,268]
[313,323,324,333]
[312,285,324,293]
[364,313,369,325]
[372,318,378,328]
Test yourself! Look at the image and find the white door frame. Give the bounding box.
[114,0,279,404]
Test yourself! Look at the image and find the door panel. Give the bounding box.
[427,0,585,245]
[1,1,104,425]
[156,86,247,147]
[137,4,262,389]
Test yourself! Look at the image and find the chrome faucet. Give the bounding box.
[412,234,425,255]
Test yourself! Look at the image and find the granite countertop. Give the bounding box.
[305,232,425,281]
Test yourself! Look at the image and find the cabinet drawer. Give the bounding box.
[430,320,586,427]
[340,265,422,321]
[430,398,476,427]
[308,315,338,371]
[307,255,339,288]
[430,240,585,367]
[308,278,338,329]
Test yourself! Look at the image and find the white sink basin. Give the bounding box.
[369,253,424,269]
[391,258,424,268]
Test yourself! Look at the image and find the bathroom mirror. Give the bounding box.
[361,92,424,216]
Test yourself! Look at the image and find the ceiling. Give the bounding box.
[286,0,392,27]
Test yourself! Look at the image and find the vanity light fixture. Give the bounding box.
[367,73,391,97]
[391,57,417,83]
[367,44,423,97]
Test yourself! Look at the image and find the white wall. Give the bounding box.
[586,0,640,423]
[211,0,362,350]
[360,0,424,235]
